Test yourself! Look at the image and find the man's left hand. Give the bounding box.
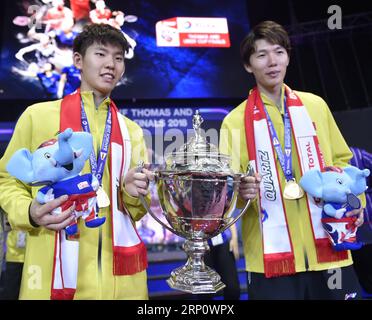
[239,172,261,201]
[346,207,364,227]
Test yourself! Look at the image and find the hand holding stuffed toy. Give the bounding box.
[300,166,370,251]
[6,128,106,236]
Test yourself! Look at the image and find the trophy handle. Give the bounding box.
[138,192,186,238]
[136,161,186,238]
[215,196,250,236]
[214,164,255,235]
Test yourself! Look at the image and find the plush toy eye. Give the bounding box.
[44,153,51,159]
[336,178,343,185]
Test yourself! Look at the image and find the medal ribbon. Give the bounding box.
[81,99,111,185]
[263,98,294,182]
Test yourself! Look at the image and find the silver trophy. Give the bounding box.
[137,111,253,294]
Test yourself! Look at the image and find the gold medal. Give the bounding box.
[283,179,304,200]
[97,186,110,208]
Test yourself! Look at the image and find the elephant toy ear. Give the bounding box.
[6,148,36,183]
[299,169,323,198]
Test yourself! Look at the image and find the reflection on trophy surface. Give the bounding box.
[138,111,253,294]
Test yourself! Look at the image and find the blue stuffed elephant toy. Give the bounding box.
[6,128,106,236]
[300,166,370,251]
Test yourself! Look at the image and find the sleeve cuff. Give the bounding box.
[122,187,142,206]
[121,187,151,221]
[8,199,38,231]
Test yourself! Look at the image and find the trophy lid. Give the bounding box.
[166,111,233,174]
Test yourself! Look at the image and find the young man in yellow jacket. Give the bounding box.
[0,24,153,300]
[220,20,364,299]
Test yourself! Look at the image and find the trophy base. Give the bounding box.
[166,264,226,294]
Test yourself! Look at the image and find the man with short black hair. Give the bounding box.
[0,23,151,300]
[220,21,364,300]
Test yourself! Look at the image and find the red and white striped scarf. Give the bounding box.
[244,86,348,278]
[50,90,147,299]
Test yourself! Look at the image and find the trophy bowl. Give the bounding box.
[138,111,253,294]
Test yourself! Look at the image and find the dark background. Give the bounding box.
[1,0,372,154]
[0,0,251,101]
[247,0,372,151]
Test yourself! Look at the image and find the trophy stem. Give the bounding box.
[166,239,226,294]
